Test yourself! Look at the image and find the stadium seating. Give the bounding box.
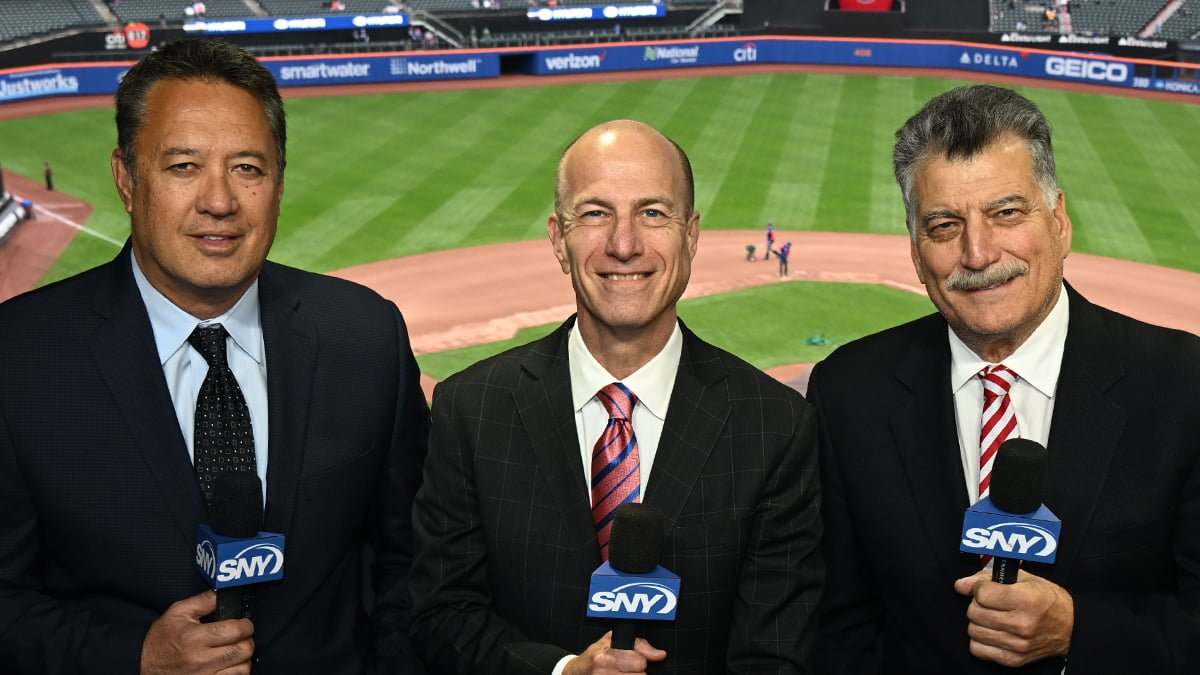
[476,21,733,47]
[258,0,397,15]
[989,0,1182,38]
[0,0,105,43]
[1157,4,1200,40]
[110,0,255,23]
[1066,0,1165,37]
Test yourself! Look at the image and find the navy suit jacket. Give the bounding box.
[410,318,823,674]
[0,248,429,673]
[809,285,1200,674]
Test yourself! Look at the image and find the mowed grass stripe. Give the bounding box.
[1123,98,1200,240]
[1030,90,1156,263]
[1146,100,1200,180]
[866,75,916,234]
[273,88,506,265]
[357,86,569,258]
[468,79,666,247]
[760,73,837,231]
[701,74,784,228]
[657,75,737,205]
[1068,93,1199,269]
[393,83,634,257]
[277,98,474,268]
[691,74,772,224]
[814,75,879,232]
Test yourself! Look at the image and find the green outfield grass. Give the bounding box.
[1,71,1199,288]
[416,281,935,380]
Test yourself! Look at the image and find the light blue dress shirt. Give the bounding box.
[130,251,270,504]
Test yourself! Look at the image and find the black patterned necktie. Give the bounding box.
[188,324,257,509]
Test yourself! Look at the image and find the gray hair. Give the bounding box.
[893,85,1058,237]
[115,38,286,178]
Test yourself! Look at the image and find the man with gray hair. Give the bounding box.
[809,84,1200,673]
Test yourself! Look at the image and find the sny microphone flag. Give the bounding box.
[195,524,285,589]
[586,561,680,621]
[960,497,1061,564]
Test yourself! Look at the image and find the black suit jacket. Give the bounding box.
[0,248,430,673]
[809,285,1200,674]
[410,318,822,674]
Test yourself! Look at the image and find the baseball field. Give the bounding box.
[2,69,1197,379]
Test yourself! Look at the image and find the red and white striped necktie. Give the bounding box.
[979,364,1020,567]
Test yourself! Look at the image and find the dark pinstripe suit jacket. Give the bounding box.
[410,318,822,674]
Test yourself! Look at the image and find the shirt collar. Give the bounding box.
[131,249,264,366]
[948,284,1069,397]
[568,321,683,421]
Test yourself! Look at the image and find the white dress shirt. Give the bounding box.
[131,251,270,503]
[552,320,683,674]
[950,284,1069,503]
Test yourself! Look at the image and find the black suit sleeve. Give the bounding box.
[726,398,824,673]
[368,305,432,672]
[807,362,885,675]
[410,377,570,674]
[0,398,147,673]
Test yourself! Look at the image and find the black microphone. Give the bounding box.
[607,503,666,650]
[206,472,263,621]
[987,438,1050,584]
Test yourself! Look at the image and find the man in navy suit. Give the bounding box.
[811,85,1200,673]
[410,120,822,674]
[0,39,428,673]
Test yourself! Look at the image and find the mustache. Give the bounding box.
[946,261,1029,292]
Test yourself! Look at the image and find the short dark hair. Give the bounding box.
[893,84,1058,236]
[115,38,286,177]
[554,120,694,221]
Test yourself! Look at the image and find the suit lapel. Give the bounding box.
[258,264,318,535]
[1040,287,1126,580]
[644,325,729,529]
[515,320,598,559]
[90,250,206,545]
[891,318,977,581]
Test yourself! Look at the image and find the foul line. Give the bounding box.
[14,193,123,247]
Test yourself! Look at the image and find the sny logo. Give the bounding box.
[588,582,678,615]
[734,43,757,63]
[196,541,284,582]
[961,522,1057,558]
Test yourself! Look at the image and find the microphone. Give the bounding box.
[586,503,679,650]
[960,438,1061,584]
[194,473,285,620]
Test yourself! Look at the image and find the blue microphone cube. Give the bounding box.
[959,497,1061,564]
[195,524,285,589]
[586,562,681,621]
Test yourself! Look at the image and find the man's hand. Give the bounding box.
[140,590,255,674]
[563,631,667,675]
[954,568,1074,668]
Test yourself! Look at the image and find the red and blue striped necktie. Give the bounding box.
[591,382,641,560]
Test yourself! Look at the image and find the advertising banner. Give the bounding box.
[3,37,1196,104]
[526,4,666,22]
[0,65,127,103]
[265,53,499,85]
[182,13,407,35]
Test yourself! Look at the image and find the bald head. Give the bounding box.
[554,120,694,223]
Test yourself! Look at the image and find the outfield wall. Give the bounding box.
[2,35,1197,105]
